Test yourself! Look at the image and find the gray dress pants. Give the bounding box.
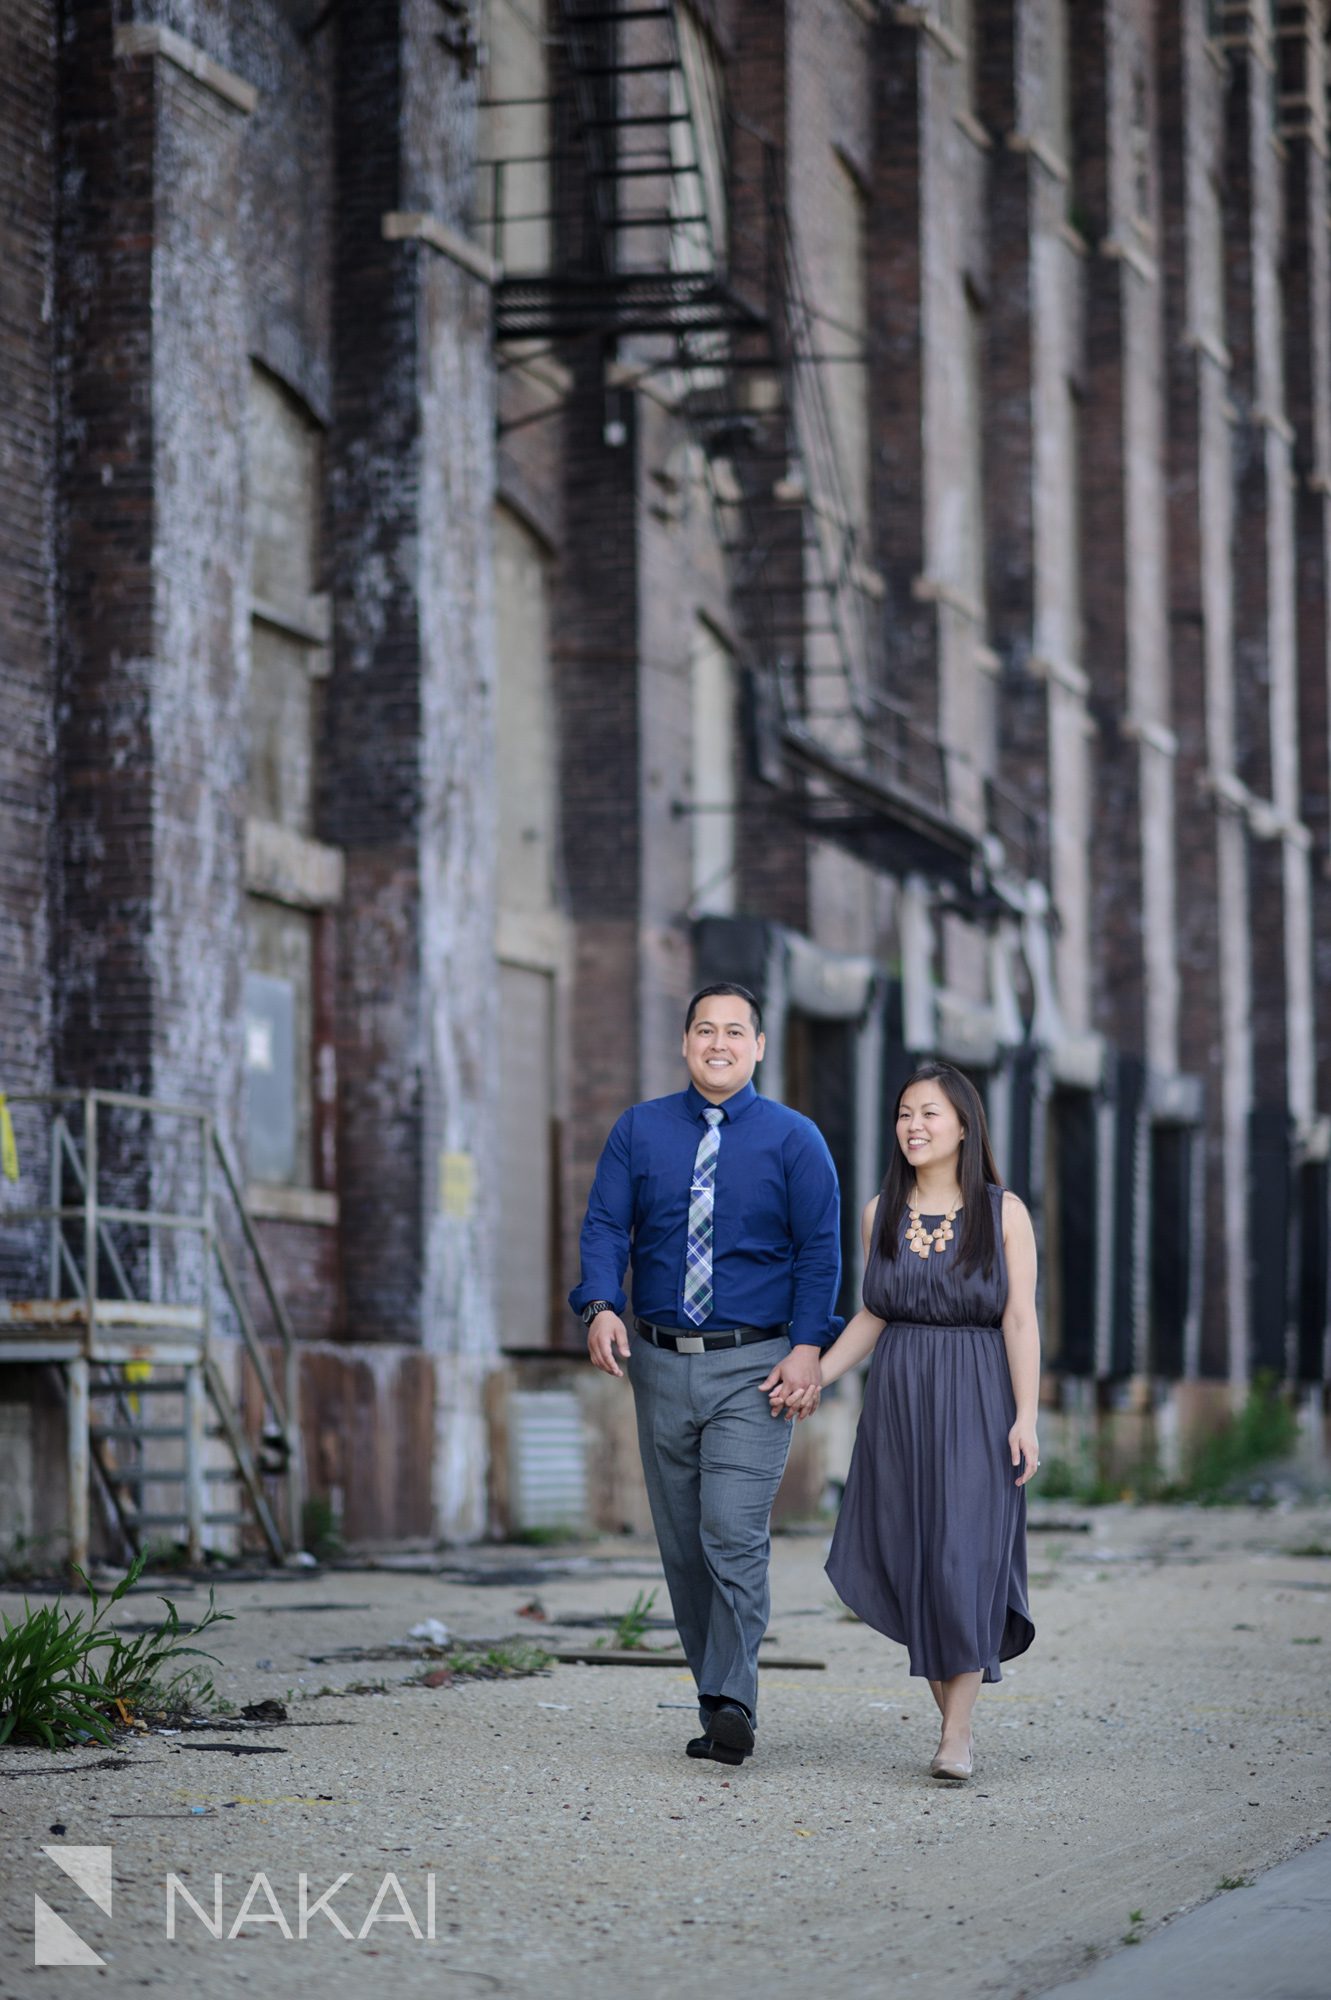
[628,1328,793,1725]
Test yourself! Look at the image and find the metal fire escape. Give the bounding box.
[0,1092,301,1573]
[477,0,1030,894]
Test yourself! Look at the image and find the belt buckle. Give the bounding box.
[674,1334,706,1355]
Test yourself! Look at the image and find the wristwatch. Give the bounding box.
[580,1300,616,1326]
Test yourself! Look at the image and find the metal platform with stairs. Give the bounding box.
[0,1090,302,1573]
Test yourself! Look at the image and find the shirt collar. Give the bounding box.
[684,1080,757,1123]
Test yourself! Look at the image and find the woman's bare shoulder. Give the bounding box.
[1000,1188,1034,1236]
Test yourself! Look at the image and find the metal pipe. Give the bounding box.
[67,1354,89,1577]
[184,1364,205,1566]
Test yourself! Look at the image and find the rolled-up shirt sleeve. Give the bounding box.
[569,1110,634,1318]
[784,1123,843,1349]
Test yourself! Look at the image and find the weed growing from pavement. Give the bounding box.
[1122,1910,1145,1946]
[0,1552,231,1747]
[304,1641,554,1702]
[609,1589,658,1650]
[1039,1373,1300,1506]
[1217,1874,1254,1891]
[301,1495,345,1563]
[0,1530,68,1583]
[409,1642,552,1681]
[1285,1540,1331,1558]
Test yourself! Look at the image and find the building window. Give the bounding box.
[690,620,738,917]
[243,366,338,1198]
[821,149,869,529]
[476,0,551,271]
[672,1,727,271]
[941,0,976,108]
[960,278,987,631]
[495,504,557,915]
[494,502,562,1347]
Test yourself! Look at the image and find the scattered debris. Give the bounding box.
[408,1618,451,1646]
[240,1699,289,1723]
[517,1599,547,1621]
[420,1668,453,1689]
[549,1648,825,1669]
[182,1743,288,1756]
[0,1756,145,1779]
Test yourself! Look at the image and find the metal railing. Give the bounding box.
[0,1089,301,1563]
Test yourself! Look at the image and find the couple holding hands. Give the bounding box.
[572,983,1038,1783]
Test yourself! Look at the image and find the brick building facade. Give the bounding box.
[1,0,1328,1553]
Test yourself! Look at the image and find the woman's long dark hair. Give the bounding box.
[874,1061,1003,1276]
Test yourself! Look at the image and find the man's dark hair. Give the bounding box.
[684,983,763,1034]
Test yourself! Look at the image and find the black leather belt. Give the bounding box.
[634,1317,786,1353]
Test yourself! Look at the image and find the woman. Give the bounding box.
[778,1060,1038,1781]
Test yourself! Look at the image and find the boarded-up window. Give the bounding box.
[691,620,737,916]
[820,150,869,529]
[672,1,727,270]
[477,0,551,271]
[497,964,556,1346]
[244,366,329,1190]
[495,502,560,1346]
[244,901,314,1189]
[495,505,557,914]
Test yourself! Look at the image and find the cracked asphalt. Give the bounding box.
[2,1501,1329,1999]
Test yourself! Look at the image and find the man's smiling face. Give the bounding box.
[682,994,765,1102]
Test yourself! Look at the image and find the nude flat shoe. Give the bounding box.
[929,1737,974,1782]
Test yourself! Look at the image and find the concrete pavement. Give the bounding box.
[1,1501,1328,1998]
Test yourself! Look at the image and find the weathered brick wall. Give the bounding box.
[729,0,809,935]
[54,2,158,1101]
[1159,0,1243,1382]
[635,396,732,1097]
[554,360,643,1215]
[324,0,499,1533]
[0,0,56,1115]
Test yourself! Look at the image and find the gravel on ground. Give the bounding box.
[1,1501,1329,1999]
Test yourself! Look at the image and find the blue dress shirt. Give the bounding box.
[570,1081,842,1349]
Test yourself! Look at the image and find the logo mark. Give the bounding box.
[34,1845,113,1967]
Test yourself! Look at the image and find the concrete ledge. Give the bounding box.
[245,817,345,910]
[1121,713,1180,758]
[382,212,501,286]
[245,1183,339,1227]
[1007,129,1071,184]
[251,591,332,648]
[1100,233,1159,285]
[113,23,257,115]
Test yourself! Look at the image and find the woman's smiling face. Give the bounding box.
[896,1081,966,1173]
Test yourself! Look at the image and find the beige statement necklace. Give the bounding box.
[905,1190,961,1259]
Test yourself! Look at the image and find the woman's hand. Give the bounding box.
[765,1356,823,1423]
[1009,1416,1039,1486]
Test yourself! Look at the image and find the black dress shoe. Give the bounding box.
[686,1734,746,1765]
[707,1700,755,1759]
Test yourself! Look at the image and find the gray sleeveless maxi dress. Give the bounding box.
[825,1184,1034,1683]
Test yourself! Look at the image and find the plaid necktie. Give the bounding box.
[682,1106,725,1327]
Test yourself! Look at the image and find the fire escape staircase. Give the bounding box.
[0,1091,302,1574]
[479,0,1034,894]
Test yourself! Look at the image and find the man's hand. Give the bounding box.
[587,1310,631,1378]
[759,1344,823,1422]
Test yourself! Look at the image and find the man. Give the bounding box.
[570,983,841,1766]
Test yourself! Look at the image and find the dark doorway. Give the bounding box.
[1296,1158,1329,1384]
[783,1010,858,1322]
[1148,1123,1192,1380]
[1250,1105,1293,1377]
[1047,1087,1098,1376]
